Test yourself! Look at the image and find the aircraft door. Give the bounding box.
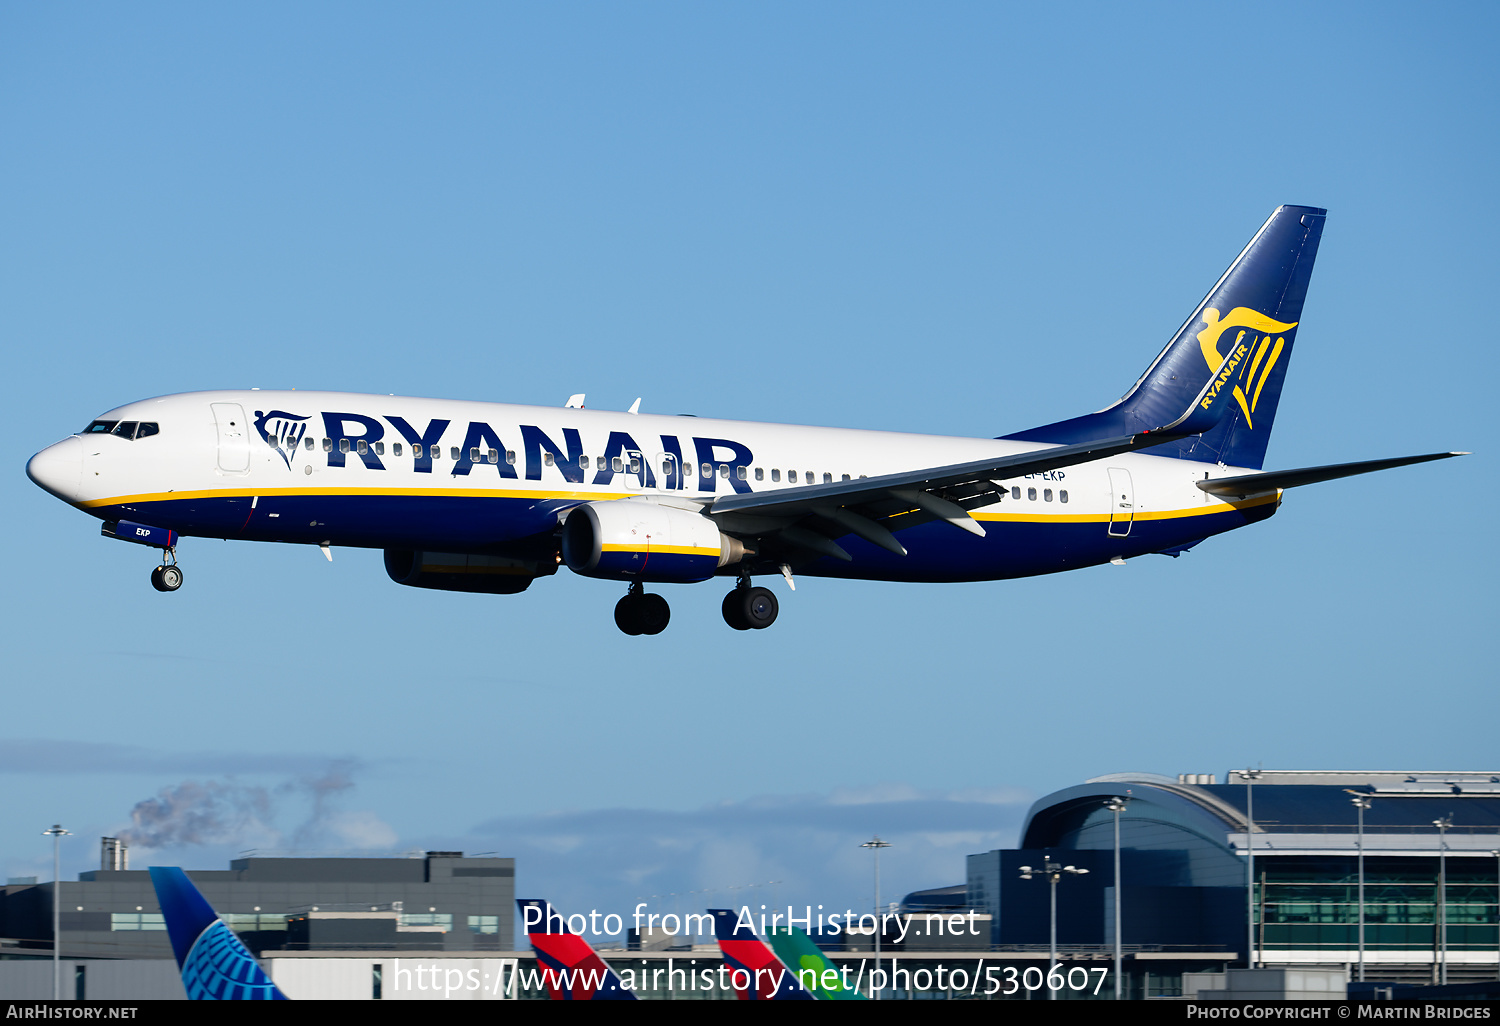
[211,403,251,473]
[1107,467,1134,537]
[624,449,654,491]
[656,452,681,491]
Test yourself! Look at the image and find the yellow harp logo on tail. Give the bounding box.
[1196,307,1298,428]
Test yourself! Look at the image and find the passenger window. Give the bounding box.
[581,455,591,470]
[788,470,798,483]
[1011,486,1020,500]
[340,439,351,453]
[1044,488,1052,502]
[112,422,138,439]
[393,442,403,456]
[323,438,333,452]
[376,441,386,455]
[771,469,780,482]
[136,422,159,439]
[754,468,764,481]
[736,466,747,480]
[613,457,624,473]
[357,440,369,455]
[487,449,499,464]
[629,457,640,473]
[305,437,314,450]
[506,450,516,464]
[823,473,832,484]
[1060,490,1069,503]
[718,465,728,479]
[546,452,557,467]
[805,472,814,484]
[842,474,850,481]
[450,447,460,460]
[1027,487,1036,500]
[700,462,711,478]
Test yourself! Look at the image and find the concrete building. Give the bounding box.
[0,850,515,961]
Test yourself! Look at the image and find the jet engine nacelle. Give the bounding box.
[561,500,748,583]
[384,549,556,595]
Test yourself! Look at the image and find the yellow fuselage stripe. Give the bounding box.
[82,486,1277,524]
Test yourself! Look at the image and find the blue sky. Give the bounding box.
[2,3,1495,927]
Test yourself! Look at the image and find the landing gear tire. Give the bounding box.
[636,593,670,635]
[722,590,751,630]
[723,585,778,630]
[615,590,670,636]
[151,565,183,592]
[614,595,644,635]
[741,586,778,629]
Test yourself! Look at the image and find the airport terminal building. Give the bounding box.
[967,769,1500,992]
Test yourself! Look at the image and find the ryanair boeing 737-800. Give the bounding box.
[26,206,1462,634]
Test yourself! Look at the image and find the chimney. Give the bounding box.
[100,836,128,871]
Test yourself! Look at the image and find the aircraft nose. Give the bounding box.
[27,436,83,503]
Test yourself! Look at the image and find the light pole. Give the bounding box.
[42,824,70,1000]
[1234,769,1262,969]
[1434,815,1452,985]
[1349,793,1373,983]
[1020,858,1089,1000]
[860,836,890,999]
[1103,797,1130,999]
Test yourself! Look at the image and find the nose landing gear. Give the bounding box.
[614,581,670,636]
[722,579,778,630]
[150,549,183,592]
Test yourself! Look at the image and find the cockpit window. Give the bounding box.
[83,420,159,439]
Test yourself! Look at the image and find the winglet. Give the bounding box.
[565,394,586,409]
[149,867,287,1000]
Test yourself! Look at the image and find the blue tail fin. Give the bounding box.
[149,867,288,1000]
[1005,205,1326,469]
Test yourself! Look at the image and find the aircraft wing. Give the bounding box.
[1197,451,1467,500]
[707,429,1188,560]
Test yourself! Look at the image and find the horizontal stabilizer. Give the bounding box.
[1198,452,1467,499]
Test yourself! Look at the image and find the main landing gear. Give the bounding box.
[150,549,183,593]
[615,582,670,636]
[722,579,778,631]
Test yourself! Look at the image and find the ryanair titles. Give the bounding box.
[255,409,756,494]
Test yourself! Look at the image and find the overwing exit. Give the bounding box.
[26,206,1464,634]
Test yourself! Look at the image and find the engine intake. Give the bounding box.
[561,500,747,583]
